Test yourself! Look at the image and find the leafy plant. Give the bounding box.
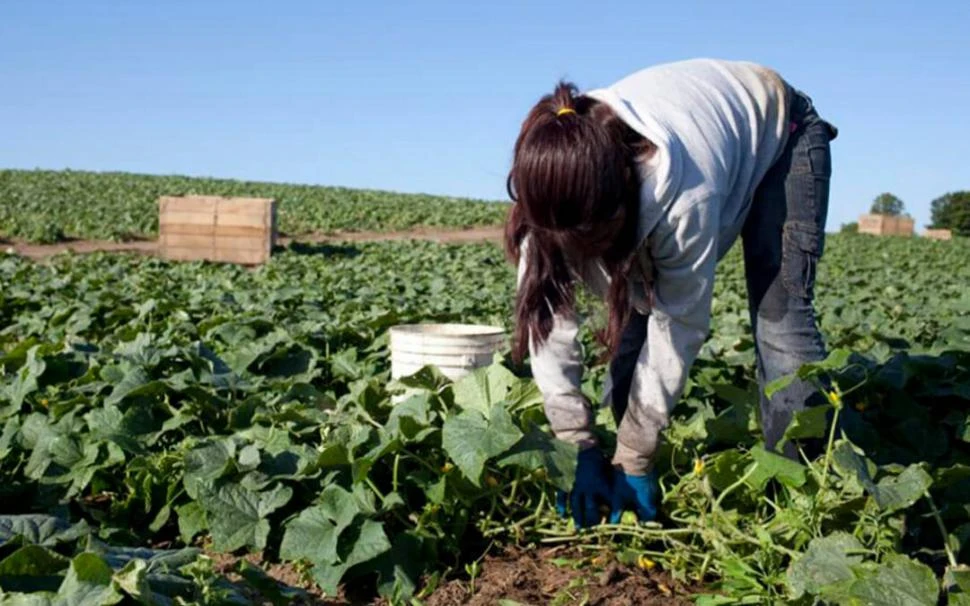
[1,234,969,604]
[0,169,508,243]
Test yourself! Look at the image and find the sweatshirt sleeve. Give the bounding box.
[516,237,598,449]
[612,199,720,474]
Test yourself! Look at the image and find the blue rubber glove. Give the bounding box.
[609,469,659,524]
[555,447,612,528]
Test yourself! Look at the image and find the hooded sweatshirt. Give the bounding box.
[518,58,792,474]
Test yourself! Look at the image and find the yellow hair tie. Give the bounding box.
[556,107,576,117]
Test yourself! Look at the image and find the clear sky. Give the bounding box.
[2,0,968,232]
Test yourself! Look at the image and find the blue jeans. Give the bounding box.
[606,87,837,458]
[742,88,837,456]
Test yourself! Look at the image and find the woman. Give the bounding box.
[505,58,837,528]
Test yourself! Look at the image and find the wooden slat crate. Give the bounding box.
[858,214,914,237]
[158,196,277,265]
[924,229,953,241]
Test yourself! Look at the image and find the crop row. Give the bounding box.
[0,169,508,243]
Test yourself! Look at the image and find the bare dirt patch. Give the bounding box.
[423,546,695,606]
[201,546,696,606]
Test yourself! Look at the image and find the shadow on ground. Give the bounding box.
[279,242,362,258]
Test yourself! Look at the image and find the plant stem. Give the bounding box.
[712,464,759,512]
[481,510,543,537]
[392,453,401,494]
[926,492,958,569]
[506,470,521,505]
[722,523,800,558]
[366,477,386,504]
[819,404,842,492]
[401,448,439,474]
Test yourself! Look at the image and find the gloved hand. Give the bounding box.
[609,469,659,524]
[555,447,612,528]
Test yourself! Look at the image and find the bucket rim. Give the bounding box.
[389,323,506,337]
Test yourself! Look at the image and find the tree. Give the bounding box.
[870,193,905,216]
[840,222,859,234]
[930,191,970,237]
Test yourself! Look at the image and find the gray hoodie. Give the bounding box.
[518,59,792,474]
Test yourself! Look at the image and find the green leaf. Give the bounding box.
[765,349,852,399]
[280,485,360,567]
[0,516,89,549]
[504,379,544,412]
[4,346,45,408]
[0,594,55,606]
[55,553,123,606]
[825,555,939,606]
[832,440,879,495]
[310,520,390,596]
[175,503,206,545]
[110,560,152,605]
[948,565,970,587]
[102,362,165,406]
[387,365,451,394]
[198,483,293,552]
[222,331,288,375]
[451,364,517,416]
[706,450,751,493]
[0,546,70,594]
[746,444,807,490]
[385,394,435,443]
[182,439,236,499]
[497,427,578,492]
[705,384,759,446]
[83,540,200,573]
[946,566,970,605]
[950,594,970,606]
[872,465,933,514]
[782,405,831,443]
[0,418,17,458]
[329,347,364,381]
[237,445,261,472]
[281,486,389,596]
[442,404,523,486]
[764,375,797,400]
[787,532,865,598]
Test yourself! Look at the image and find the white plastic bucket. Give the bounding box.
[389,323,507,382]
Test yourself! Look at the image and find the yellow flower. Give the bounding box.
[826,390,842,408]
[441,462,454,473]
[637,555,656,571]
[693,458,705,475]
[658,582,672,596]
[39,398,49,407]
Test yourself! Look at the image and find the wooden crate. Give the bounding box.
[159,196,277,265]
[924,229,953,241]
[858,214,914,237]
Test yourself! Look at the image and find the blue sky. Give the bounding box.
[2,1,968,232]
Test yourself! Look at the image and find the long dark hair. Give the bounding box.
[505,81,652,363]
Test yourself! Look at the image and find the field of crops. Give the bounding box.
[2,232,970,605]
[0,170,508,243]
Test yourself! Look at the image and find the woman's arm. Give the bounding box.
[516,237,598,449]
[613,199,720,474]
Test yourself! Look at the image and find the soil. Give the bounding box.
[3,226,505,261]
[422,546,695,606]
[202,546,697,606]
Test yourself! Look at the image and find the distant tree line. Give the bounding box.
[839,191,970,236]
